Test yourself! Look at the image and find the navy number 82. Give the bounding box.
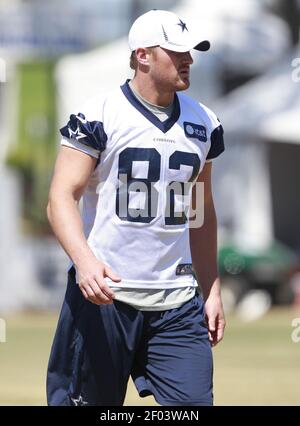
[116,147,200,224]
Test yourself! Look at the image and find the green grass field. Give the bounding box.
[0,308,299,406]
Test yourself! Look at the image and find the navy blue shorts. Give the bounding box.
[47,268,213,406]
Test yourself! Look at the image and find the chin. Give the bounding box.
[176,79,190,91]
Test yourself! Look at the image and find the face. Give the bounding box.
[147,47,194,92]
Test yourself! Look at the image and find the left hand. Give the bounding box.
[204,293,226,347]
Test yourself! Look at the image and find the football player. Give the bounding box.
[47,10,225,406]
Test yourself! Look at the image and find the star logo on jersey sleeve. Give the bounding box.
[177,19,188,32]
[68,125,87,140]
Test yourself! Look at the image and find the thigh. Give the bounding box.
[47,268,143,406]
[132,294,213,406]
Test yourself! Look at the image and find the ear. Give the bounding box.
[135,48,151,67]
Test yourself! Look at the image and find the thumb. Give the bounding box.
[105,266,121,283]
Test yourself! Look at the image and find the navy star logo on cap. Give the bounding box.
[177,19,188,32]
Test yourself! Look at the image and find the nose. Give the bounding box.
[183,51,193,65]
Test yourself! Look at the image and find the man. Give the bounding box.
[47,10,225,406]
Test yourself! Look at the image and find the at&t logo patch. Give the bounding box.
[184,122,207,142]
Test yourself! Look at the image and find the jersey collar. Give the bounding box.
[120,80,180,134]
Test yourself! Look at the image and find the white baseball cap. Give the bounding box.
[128,10,210,53]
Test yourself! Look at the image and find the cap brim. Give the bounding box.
[161,39,210,53]
[194,40,210,52]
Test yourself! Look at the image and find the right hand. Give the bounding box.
[76,259,121,305]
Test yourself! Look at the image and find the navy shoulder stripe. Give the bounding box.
[207,124,225,160]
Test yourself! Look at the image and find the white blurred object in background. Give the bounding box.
[236,290,272,321]
[212,45,300,253]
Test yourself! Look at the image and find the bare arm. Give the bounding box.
[189,162,225,346]
[47,146,121,305]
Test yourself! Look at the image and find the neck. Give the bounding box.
[131,76,174,107]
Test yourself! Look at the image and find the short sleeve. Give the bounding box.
[206,124,225,160]
[61,136,100,159]
[60,112,107,155]
[197,101,225,162]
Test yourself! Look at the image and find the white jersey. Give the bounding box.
[61,80,224,289]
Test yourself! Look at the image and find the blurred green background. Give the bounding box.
[7,62,57,234]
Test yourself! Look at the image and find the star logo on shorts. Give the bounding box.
[177,19,188,32]
[71,395,89,406]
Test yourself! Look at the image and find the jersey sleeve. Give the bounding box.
[199,102,225,161]
[60,96,108,158]
[206,123,225,160]
[60,135,100,159]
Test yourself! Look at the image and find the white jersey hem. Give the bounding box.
[104,278,197,289]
